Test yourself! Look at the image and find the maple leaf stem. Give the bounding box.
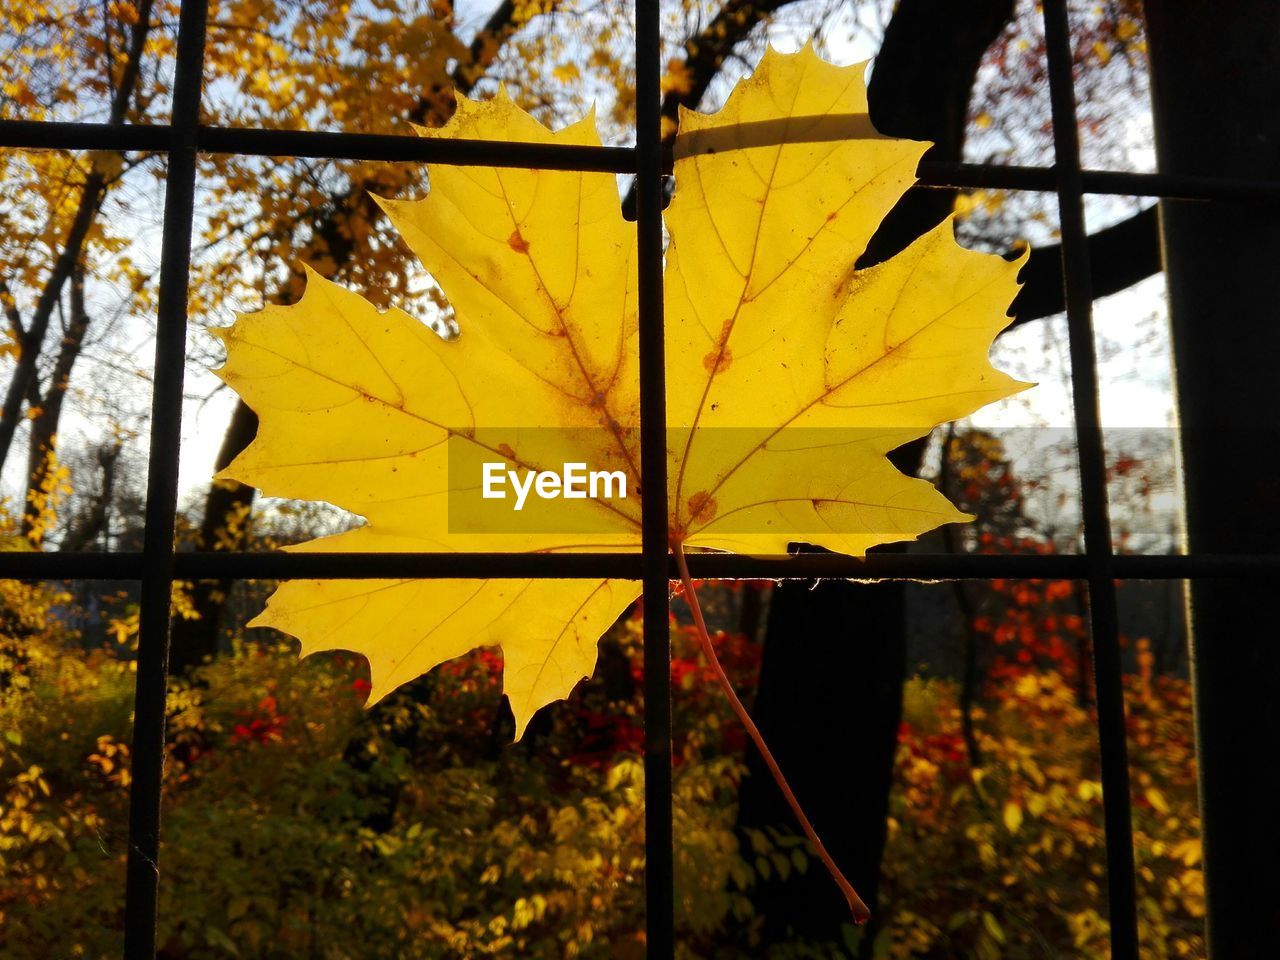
[670,542,871,926]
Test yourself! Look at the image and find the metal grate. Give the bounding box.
[1,0,1277,956]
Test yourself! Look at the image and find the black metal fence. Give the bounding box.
[2,0,1278,957]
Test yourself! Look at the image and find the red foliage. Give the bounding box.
[563,711,645,769]
[230,695,289,745]
[898,721,969,775]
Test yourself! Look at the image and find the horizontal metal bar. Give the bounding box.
[0,119,634,171]
[1079,168,1280,203]
[0,119,171,152]
[917,160,1280,203]
[2,550,1278,581]
[4,119,1279,202]
[199,126,637,171]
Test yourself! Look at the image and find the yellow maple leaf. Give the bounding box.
[216,46,1026,739]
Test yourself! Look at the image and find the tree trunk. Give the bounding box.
[737,0,1014,947]
[738,579,910,939]
[1144,3,1280,954]
[61,441,122,552]
[168,399,259,673]
[22,267,92,543]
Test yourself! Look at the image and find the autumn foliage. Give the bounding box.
[0,486,1204,958]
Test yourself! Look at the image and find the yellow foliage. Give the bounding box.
[22,450,70,546]
[661,58,694,96]
[880,672,1204,959]
[1002,799,1023,834]
[553,62,581,83]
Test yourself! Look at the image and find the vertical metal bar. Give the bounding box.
[1040,1,1139,957]
[121,0,209,954]
[635,0,675,955]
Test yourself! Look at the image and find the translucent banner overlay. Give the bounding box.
[444,427,1183,539]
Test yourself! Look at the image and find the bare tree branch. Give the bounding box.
[1012,206,1161,324]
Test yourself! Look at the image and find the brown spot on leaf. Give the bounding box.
[507,229,530,254]
[703,346,733,374]
[687,491,718,523]
[703,317,735,374]
[497,442,516,460]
